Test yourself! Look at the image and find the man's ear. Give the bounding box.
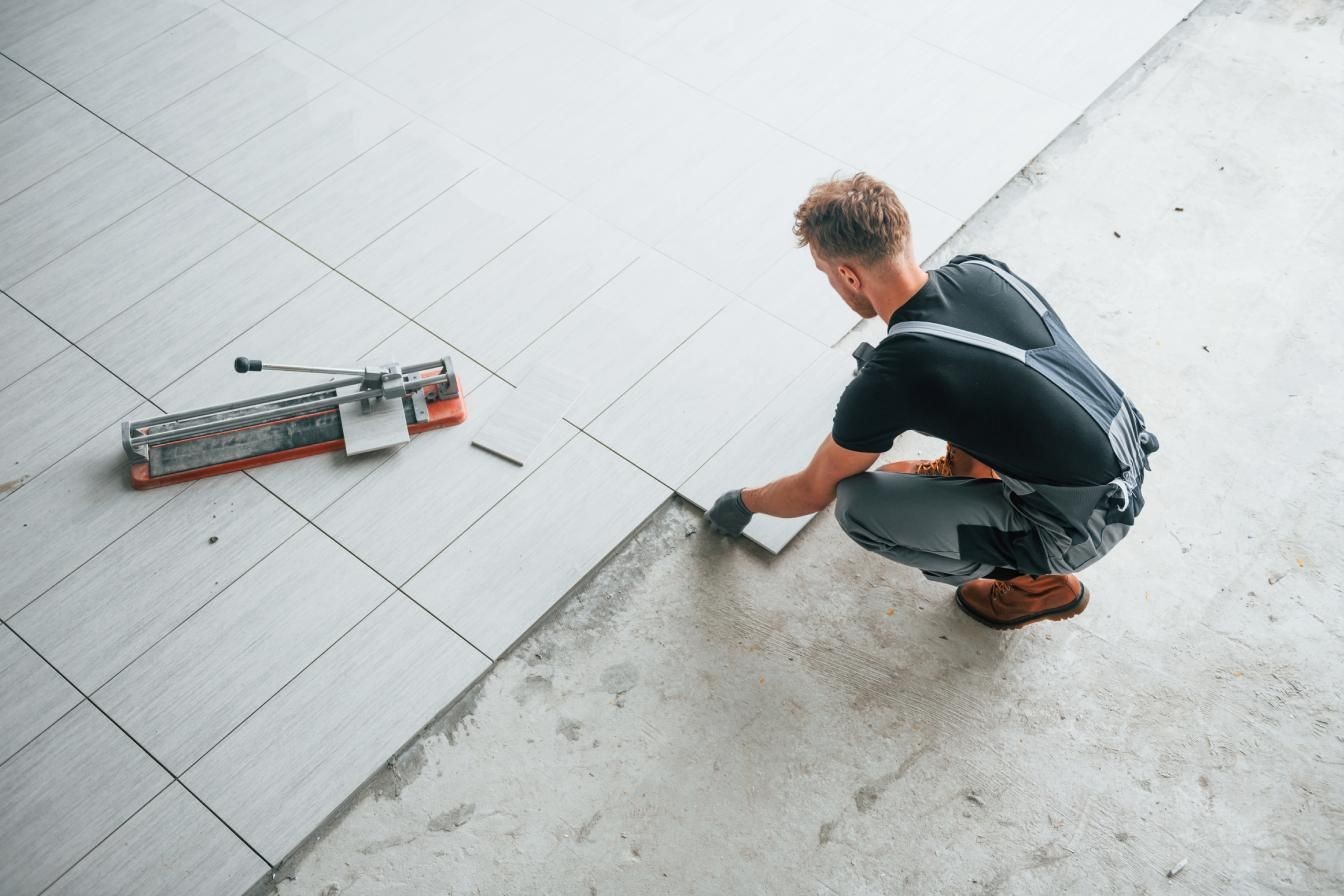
[837,263,861,289]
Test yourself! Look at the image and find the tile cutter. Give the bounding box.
[122,356,466,489]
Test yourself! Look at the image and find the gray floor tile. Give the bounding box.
[525,0,698,56]
[196,78,411,218]
[268,119,484,266]
[637,0,812,93]
[587,300,826,487]
[0,347,141,494]
[417,204,642,371]
[291,0,459,73]
[0,626,81,764]
[0,135,182,289]
[65,4,278,130]
[0,93,114,203]
[43,782,266,896]
[225,0,346,35]
[80,224,329,395]
[0,294,67,390]
[96,525,392,774]
[678,348,855,553]
[10,178,253,341]
[4,0,211,89]
[0,0,96,50]
[131,40,343,173]
[248,321,491,518]
[10,475,306,694]
[472,361,584,465]
[152,270,407,412]
[183,594,489,864]
[408,433,670,658]
[317,376,576,584]
[0,409,185,621]
[499,253,732,427]
[342,163,563,317]
[0,701,170,896]
[0,55,53,123]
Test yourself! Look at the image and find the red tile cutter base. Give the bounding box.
[122,356,467,490]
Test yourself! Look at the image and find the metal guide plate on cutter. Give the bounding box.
[337,385,410,455]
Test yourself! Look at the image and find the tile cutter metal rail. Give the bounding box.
[122,356,466,489]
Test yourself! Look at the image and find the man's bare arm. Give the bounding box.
[741,436,880,517]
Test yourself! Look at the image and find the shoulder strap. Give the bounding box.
[961,259,1049,318]
[885,321,1027,362]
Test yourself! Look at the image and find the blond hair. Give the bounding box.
[793,173,911,264]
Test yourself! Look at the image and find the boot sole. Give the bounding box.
[955,583,1090,630]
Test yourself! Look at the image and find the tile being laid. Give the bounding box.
[95,524,392,774]
[43,783,266,896]
[417,204,642,371]
[407,432,670,659]
[679,348,855,553]
[342,163,564,317]
[0,93,115,203]
[248,321,491,518]
[79,224,329,395]
[0,701,170,896]
[130,41,343,173]
[0,55,53,123]
[317,376,576,585]
[152,270,406,413]
[290,0,459,73]
[588,300,827,488]
[0,295,67,390]
[0,347,141,494]
[499,253,732,427]
[0,626,81,765]
[9,178,254,341]
[0,408,185,621]
[10,474,306,694]
[64,4,278,130]
[183,594,488,865]
[0,135,182,289]
[268,119,484,266]
[196,79,411,218]
[472,361,585,465]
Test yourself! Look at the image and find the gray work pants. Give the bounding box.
[834,472,1120,585]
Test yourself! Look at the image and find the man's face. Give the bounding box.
[811,247,877,318]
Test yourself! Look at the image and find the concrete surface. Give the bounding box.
[265,1,1344,893]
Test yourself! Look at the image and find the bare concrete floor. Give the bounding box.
[268,2,1344,893]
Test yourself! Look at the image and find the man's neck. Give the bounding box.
[867,260,930,323]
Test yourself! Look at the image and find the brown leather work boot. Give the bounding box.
[955,574,1089,630]
[880,444,998,479]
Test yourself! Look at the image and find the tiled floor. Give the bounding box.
[0,0,1195,891]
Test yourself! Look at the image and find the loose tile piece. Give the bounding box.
[0,93,115,203]
[43,783,266,896]
[80,224,329,395]
[65,5,277,129]
[679,348,855,552]
[588,300,826,487]
[0,410,184,621]
[131,41,343,173]
[417,204,642,371]
[0,626,81,764]
[184,595,488,864]
[0,295,67,390]
[0,136,182,289]
[473,361,584,465]
[0,702,170,896]
[96,525,392,774]
[408,433,670,658]
[196,79,411,218]
[268,119,483,266]
[499,253,732,427]
[12,178,254,342]
[10,475,305,694]
[318,377,575,584]
[342,163,564,317]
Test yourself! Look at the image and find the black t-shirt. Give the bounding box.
[832,254,1121,487]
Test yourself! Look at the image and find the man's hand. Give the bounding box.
[706,489,753,536]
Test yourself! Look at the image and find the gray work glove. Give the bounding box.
[706,489,753,536]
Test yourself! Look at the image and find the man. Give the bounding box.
[706,173,1156,629]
